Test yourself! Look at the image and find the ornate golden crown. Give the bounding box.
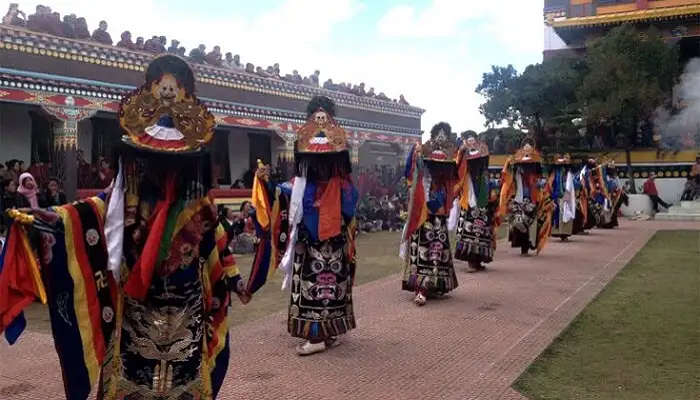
[460,132,489,160]
[513,139,542,164]
[119,55,215,153]
[553,153,572,165]
[295,96,348,154]
[422,122,458,163]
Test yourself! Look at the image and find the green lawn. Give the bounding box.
[229,230,405,326]
[513,230,700,400]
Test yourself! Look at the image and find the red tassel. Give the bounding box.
[123,174,177,300]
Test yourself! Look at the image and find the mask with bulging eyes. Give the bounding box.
[313,110,329,126]
[152,73,183,106]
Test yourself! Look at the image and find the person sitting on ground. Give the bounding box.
[643,172,671,213]
[91,20,112,45]
[3,3,26,26]
[74,16,90,39]
[189,44,206,63]
[40,177,67,207]
[117,30,134,49]
[232,201,256,254]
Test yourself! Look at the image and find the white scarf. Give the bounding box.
[562,171,576,223]
[104,159,125,280]
[279,176,306,290]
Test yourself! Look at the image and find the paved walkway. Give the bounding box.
[0,220,696,399]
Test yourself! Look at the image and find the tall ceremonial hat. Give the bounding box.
[460,130,489,160]
[422,122,458,163]
[296,95,348,154]
[118,54,215,153]
[552,153,572,165]
[295,95,351,178]
[513,137,542,164]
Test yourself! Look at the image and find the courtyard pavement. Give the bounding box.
[0,220,696,399]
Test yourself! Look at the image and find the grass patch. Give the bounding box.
[513,230,700,400]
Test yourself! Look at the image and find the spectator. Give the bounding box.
[233,201,256,254]
[61,14,77,38]
[189,44,206,63]
[143,35,161,53]
[1,178,29,233]
[92,20,112,45]
[134,36,145,51]
[310,70,320,87]
[219,207,237,244]
[73,16,89,39]
[245,63,255,74]
[17,172,39,208]
[205,45,223,66]
[167,39,180,54]
[176,46,186,57]
[2,3,26,26]
[97,157,114,188]
[642,172,671,213]
[117,30,134,49]
[5,159,21,183]
[40,177,67,207]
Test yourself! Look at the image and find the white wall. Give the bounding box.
[544,25,568,52]
[228,128,250,182]
[633,178,688,205]
[0,104,32,165]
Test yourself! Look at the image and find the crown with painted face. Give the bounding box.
[296,96,348,154]
[119,55,215,153]
[460,131,489,160]
[552,153,572,165]
[422,122,458,163]
[513,139,542,164]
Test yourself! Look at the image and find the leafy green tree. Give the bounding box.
[476,58,585,149]
[577,24,680,191]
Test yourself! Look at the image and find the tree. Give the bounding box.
[577,24,680,191]
[476,58,585,150]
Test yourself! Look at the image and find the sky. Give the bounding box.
[19,0,545,134]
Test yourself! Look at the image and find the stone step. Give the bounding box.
[680,201,700,210]
[655,210,700,222]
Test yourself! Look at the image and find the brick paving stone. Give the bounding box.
[0,220,695,399]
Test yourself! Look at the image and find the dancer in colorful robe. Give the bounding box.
[0,55,259,400]
[497,141,554,256]
[571,161,589,235]
[583,159,604,229]
[265,96,359,356]
[598,162,627,229]
[454,132,498,272]
[547,154,576,241]
[401,122,459,306]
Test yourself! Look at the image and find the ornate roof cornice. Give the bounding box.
[0,25,425,118]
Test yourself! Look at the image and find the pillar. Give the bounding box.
[42,97,97,201]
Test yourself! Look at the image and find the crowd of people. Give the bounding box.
[2,3,410,105]
[0,159,67,236]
